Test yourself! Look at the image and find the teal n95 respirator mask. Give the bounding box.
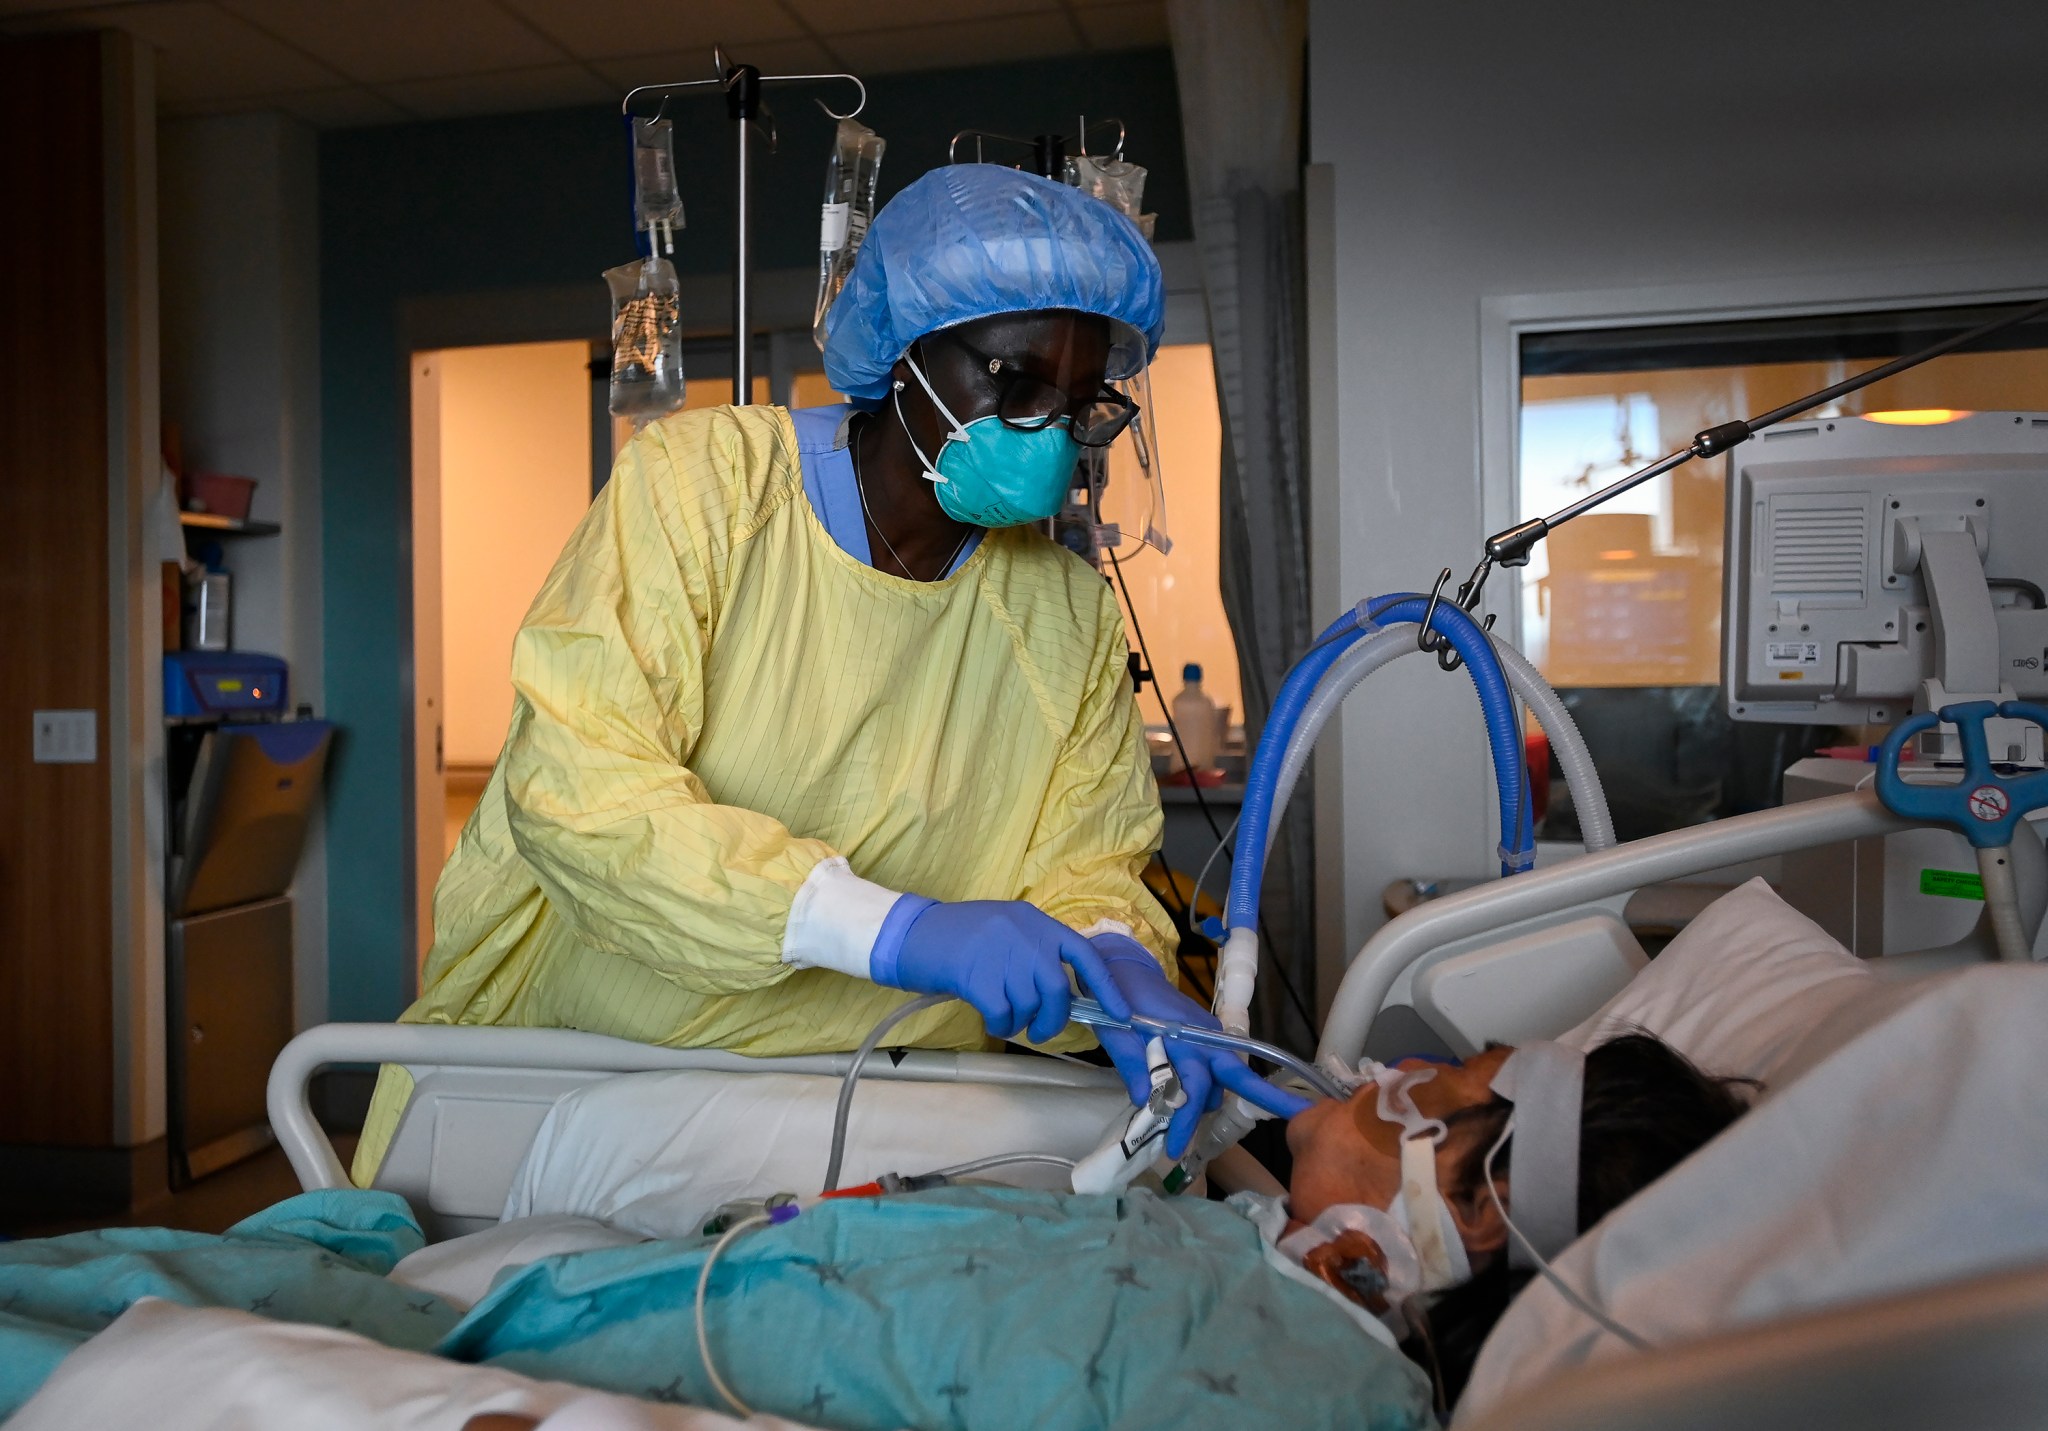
[893,349,1081,529]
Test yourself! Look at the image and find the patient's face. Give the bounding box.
[1284,1047,1512,1227]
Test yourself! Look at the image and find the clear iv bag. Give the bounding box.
[813,118,886,351]
[605,255,685,424]
[1069,153,1156,241]
[633,117,685,247]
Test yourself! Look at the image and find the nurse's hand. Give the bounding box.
[877,900,1133,1044]
[1091,935,1313,1158]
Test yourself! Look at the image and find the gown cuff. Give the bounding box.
[782,857,909,980]
[1080,920,1161,974]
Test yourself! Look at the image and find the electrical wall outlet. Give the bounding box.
[32,709,97,764]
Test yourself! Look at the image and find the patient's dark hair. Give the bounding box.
[1404,1033,1753,1413]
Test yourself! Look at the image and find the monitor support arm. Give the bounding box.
[1911,526,2003,703]
[1900,521,2041,765]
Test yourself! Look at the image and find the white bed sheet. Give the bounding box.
[9,1298,818,1431]
[1459,962,2048,1421]
[504,1067,1129,1238]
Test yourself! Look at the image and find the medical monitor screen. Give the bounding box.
[1723,412,2048,726]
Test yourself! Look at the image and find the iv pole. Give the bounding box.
[621,50,866,404]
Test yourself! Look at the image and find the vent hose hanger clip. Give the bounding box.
[1416,567,1496,674]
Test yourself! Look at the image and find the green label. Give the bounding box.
[1920,868,1985,901]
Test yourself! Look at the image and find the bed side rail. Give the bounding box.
[1318,791,1912,1063]
[266,1021,1114,1193]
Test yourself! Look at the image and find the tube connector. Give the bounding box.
[1213,926,1260,1037]
[1498,842,1537,875]
[1171,1093,1266,1188]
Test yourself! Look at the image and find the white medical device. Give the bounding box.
[1723,411,2048,764]
[1719,411,2048,961]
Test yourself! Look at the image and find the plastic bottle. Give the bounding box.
[1170,663,1221,776]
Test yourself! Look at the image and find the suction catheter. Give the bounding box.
[1066,996,1350,1102]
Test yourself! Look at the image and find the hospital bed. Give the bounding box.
[254,784,2048,1431]
[266,785,1920,1230]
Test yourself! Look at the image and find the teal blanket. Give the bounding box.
[1,1187,1434,1431]
[443,1186,1434,1431]
[0,1190,459,1418]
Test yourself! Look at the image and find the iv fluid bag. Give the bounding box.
[1070,154,1156,241]
[606,255,685,423]
[813,118,886,352]
[632,117,685,235]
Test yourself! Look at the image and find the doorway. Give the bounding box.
[408,340,595,968]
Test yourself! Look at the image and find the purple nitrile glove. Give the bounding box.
[875,899,1132,1044]
[1090,933,1312,1158]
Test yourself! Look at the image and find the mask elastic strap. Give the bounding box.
[1487,1041,1583,1270]
[893,346,972,485]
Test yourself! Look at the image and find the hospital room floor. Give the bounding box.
[9,1137,355,1241]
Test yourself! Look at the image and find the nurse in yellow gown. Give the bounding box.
[356,166,1297,1185]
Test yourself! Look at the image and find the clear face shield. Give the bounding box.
[1053,317,1171,564]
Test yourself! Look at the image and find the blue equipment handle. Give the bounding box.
[1874,700,2048,849]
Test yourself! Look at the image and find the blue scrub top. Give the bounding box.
[789,404,980,576]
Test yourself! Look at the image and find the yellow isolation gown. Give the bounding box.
[353,403,1175,1183]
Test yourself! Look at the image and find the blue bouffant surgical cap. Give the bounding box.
[822,164,1165,403]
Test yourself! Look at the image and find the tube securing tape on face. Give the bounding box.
[1394,1132,1470,1291]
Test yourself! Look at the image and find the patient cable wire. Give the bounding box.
[1481,1123,1653,1352]
[1106,547,1320,1040]
[823,992,948,1192]
[695,1210,776,1417]
[927,1150,1077,1178]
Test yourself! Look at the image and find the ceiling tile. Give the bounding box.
[270,83,414,127]
[827,11,1081,76]
[1074,1,1165,49]
[497,0,799,62]
[376,61,613,120]
[787,0,1057,30]
[8,2,345,101]
[217,0,563,84]
[592,38,841,97]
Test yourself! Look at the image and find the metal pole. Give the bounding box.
[726,64,762,402]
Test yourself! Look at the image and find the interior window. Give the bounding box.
[1517,305,2048,841]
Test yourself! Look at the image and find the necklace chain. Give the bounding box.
[852,420,970,581]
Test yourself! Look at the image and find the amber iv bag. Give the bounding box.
[606,255,685,424]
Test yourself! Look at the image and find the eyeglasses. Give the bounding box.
[942,335,1142,448]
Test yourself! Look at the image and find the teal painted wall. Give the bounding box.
[319,49,1189,1020]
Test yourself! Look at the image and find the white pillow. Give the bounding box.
[10,1299,800,1430]
[1561,876,1877,1085]
[504,1067,1131,1239]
